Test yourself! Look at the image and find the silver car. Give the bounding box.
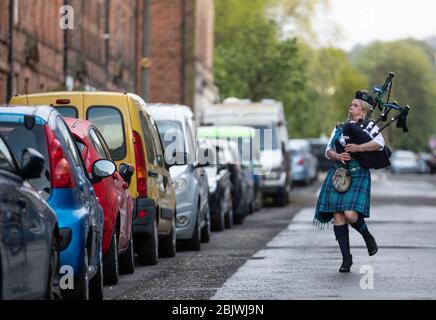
[149,105,210,251]
[289,139,319,186]
[391,150,419,174]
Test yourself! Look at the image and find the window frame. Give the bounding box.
[86,106,127,161]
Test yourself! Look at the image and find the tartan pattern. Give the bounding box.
[314,161,371,226]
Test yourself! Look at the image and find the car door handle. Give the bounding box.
[148,171,158,178]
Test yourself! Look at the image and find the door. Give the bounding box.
[150,116,175,219]
[0,138,27,299]
[90,127,128,248]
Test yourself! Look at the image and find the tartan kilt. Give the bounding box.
[314,162,371,226]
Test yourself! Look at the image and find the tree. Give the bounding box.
[215,0,312,137]
[352,40,436,152]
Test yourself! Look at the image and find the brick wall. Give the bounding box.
[0,0,216,107]
[149,0,185,104]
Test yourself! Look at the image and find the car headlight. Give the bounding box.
[173,177,188,193]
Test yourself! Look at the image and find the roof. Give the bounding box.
[64,117,94,139]
[0,105,56,122]
[203,100,285,126]
[148,104,193,122]
[198,126,256,139]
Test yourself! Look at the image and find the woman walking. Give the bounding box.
[314,91,383,273]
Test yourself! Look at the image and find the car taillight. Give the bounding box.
[44,125,76,188]
[298,157,305,165]
[133,130,147,197]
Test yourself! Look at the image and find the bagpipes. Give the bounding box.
[335,72,411,170]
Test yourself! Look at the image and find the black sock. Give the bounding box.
[334,224,351,258]
[350,215,370,238]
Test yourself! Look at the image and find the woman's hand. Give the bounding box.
[337,152,351,164]
[344,144,362,153]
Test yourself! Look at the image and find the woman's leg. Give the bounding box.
[333,213,353,272]
[333,213,350,258]
[344,211,378,256]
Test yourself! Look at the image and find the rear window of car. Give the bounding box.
[0,122,51,200]
[87,106,126,161]
[0,137,18,174]
[156,120,186,154]
[55,106,78,118]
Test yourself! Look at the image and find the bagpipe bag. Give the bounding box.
[335,121,392,170]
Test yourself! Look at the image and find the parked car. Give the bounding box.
[391,150,419,174]
[309,138,331,172]
[149,104,211,250]
[203,99,291,207]
[0,106,107,300]
[417,152,432,174]
[198,125,259,217]
[289,139,319,186]
[198,139,233,230]
[10,92,177,266]
[65,118,135,285]
[428,154,436,174]
[220,139,251,223]
[0,136,60,300]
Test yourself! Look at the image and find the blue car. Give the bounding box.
[0,106,112,300]
[0,136,60,300]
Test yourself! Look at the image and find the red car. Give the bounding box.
[65,118,135,285]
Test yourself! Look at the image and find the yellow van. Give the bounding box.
[10,92,177,265]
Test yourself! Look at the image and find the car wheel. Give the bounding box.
[159,216,176,258]
[213,196,226,231]
[225,206,233,229]
[275,188,288,207]
[136,218,158,266]
[45,234,61,300]
[201,203,211,243]
[119,231,135,274]
[89,245,104,300]
[62,249,89,300]
[186,210,201,251]
[103,231,119,285]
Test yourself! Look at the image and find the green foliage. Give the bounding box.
[214,1,436,152]
[353,40,436,152]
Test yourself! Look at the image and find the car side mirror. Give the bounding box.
[119,163,135,186]
[91,159,116,184]
[21,148,45,180]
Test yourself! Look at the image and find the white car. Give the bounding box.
[391,150,419,174]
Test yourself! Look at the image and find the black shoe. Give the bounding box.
[363,233,378,256]
[339,255,353,273]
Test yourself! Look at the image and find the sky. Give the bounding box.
[313,0,436,51]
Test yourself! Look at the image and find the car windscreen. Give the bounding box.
[155,120,187,154]
[87,106,126,161]
[252,125,279,151]
[0,122,51,200]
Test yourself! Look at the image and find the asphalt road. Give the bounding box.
[105,171,436,300]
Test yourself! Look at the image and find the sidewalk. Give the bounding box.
[213,181,436,300]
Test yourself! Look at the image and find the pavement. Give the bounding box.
[212,172,436,300]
